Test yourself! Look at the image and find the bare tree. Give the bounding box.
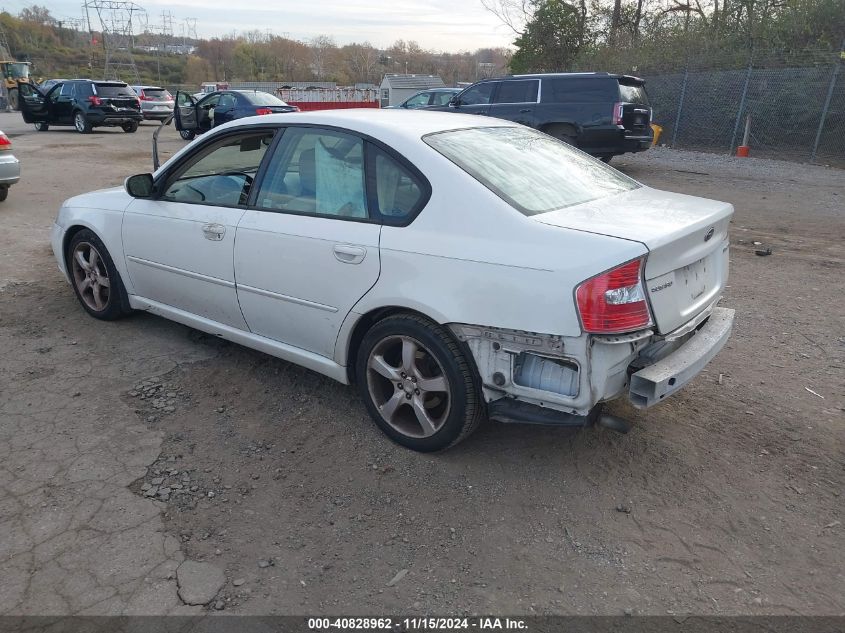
[479,0,534,34]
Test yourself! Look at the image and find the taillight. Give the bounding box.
[576,259,652,334]
[255,108,273,115]
[613,102,624,126]
[88,95,102,106]
[0,132,11,151]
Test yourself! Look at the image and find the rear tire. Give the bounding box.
[7,88,19,111]
[179,129,196,140]
[0,186,8,202]
[355,313,484,452]
[67,229,132,320]
[74,111,92,134]
[122,121,139,133]
[599,154,613,164]
[34,122,49,132]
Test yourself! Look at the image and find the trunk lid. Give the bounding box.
[535,186,733,334]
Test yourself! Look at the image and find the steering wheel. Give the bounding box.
[210,171,254,205]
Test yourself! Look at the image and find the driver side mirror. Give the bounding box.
[125,173,155,198]
[448,96,461,107]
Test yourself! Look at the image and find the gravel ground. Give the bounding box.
[0,113,842,616]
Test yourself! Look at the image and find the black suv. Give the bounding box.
[17,80,143,134]
[436,73,652,162]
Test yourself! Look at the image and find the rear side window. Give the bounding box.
[493,80,539,104]
[370,146,426,222]
[618,82,649,104]
[60,82,73,97]
[95,83,136,98]
[542,77,617,103]
[243,91,287,106]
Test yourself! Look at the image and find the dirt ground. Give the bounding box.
[0,111,842,617]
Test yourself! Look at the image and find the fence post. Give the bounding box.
[811,42,844,162]
[730,55,754,154]
[670,67,689,147]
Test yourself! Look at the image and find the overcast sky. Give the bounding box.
[4,0,516,51]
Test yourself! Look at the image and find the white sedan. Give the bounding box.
[51,110,734,451]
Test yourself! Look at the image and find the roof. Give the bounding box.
[381,74,445,90]
[216,108,514,141]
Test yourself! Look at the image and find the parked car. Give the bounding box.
[174,89,298,140]
[39,78,67,93]
[131,85,174,121]
[432,72,653,162]
[387,88,461,109]
[0,130,20,202]
[50,110,734,451]
[17,79,143,134]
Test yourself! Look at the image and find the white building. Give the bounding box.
[379,74,445,107]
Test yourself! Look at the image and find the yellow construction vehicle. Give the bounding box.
[2,60,33,110]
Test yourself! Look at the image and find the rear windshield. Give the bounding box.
[95,83,136,98]
[618,81,649,104]
[424,126,639,216]
[242,91,287,106]
[143,88,171,100]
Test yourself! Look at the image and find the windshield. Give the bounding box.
[94,83,136,98]
[7,63,30,79]
[424,126,640,216]
[242,91,286,106]
[143,88,171,100]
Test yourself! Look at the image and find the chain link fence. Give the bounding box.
[634,49,845,164]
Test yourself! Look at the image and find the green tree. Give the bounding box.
[510,0,589,72]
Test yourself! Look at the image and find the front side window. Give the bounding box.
[424,126,639,216]
[162,132,275,207]
[493,80,538,104]
[256,128,367,219]
[371,147,425,221]
[459,82,495,105]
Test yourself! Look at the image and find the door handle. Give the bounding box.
[202,223,226,241]
[333,244,366,264]
[519,108,530,113]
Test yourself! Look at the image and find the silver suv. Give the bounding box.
[131,85,174,121]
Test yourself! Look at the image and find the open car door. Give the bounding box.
[16,81,50,124]
[174,91,198,132]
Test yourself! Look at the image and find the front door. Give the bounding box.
[123,128,277,328]
[487,79,539,127]
[174,91,198,132]
[17,82,50,124]
[452,81,497,116]
[234,127,382,358]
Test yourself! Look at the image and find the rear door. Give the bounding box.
[174,91,198,131]
[52,82,76,123]
[487,78,539,127]
[616,78,651,136]
[211,93,238,126]
[234,126,382,358]
[16,82,50,123]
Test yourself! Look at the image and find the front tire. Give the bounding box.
[122,121,139,133]
[0,186,8,202]
[74,112,92,134]
[34,122,49,132]
[179,129,196,140]
[599,154,613,164]
[67,229,132,320]
[355,314,483,452]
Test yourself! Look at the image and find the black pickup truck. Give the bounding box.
[433,72,653,162]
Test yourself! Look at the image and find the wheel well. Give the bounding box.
[62,225,89,268]
[345,306,440,384]
[542,122,578,138]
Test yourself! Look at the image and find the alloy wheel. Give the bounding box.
[366,335,451,438]
[71,242,110,311]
